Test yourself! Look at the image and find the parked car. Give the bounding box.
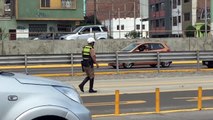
[202,61,213,68]
[0,71,91,120]
[59,25,108,40]
[108,42,172,69]
[30,33,67,40]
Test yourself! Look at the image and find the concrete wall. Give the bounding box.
[0,38,213,55]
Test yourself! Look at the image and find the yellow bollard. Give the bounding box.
[115,90,120,115]
[155,88,160,113]
[198,87,202,110]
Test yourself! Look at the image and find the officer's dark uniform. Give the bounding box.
[79,45,96,93]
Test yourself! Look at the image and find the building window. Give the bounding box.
[57,24,72,32]
[40,0,76,9]
[160,3,165,10]
[136,25,140,30]
[29,24,47,37]
[173,0,177,9]
[184,0,189,3]
[155,4,159,11]
[121,25,124,30]
[117,25,120,30]
[62,0,70,8]
[178,16,181,23]
[184,13,190,21]
[160,19,165,27]
[178,0,181,5]
[173,17,177,26]
[151,5,155,12]
[142,25,145,30]
[156,20,159,27]
[41,0,50,7]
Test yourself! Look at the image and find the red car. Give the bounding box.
[108,42,172,68]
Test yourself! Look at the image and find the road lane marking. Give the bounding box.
[92,108,213,118]
[0,60,203,69]
[32,68,213,77]
[173,96,213,101]
[94,80,213,88]
[85,100,146,107]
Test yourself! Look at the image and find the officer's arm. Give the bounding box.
[90,48,99,68]
[90,48,97,63]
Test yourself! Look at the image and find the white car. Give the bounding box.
[59,25,108,40]
[0,71,91,120]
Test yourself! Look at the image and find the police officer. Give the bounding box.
[79,37,99,93]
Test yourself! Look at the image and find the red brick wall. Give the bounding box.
[86,0,140,21]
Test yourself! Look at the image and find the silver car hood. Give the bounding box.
[12,73,72,88]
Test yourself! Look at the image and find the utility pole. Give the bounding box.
[118,8,121,39]
[109,11,112,37]
[134,1,136,31]
[211,0,213,36]
[205,0,207,38]
[94,0,97,25]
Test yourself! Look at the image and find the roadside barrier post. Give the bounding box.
[157,52,160,73]
[115,90,120,115]
[155,88,160,113]
[71,53,74,76]
[196,51,200,71]
[24,54,28,75]
[198,87,202,110]
[116,51,119,74]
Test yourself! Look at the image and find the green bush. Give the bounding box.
[125,30,140,39]
[185,25,196,37]
[200,24,210,33]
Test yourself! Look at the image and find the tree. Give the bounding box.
[80,15,101,25]
[200,24,210,33]
[185,25,196,37]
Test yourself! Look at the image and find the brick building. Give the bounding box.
[86,0,140,21]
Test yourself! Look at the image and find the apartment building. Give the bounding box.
[0,0,84,40]
[150,0,211,38]
[149,0,172,38]
[184,0,210,31]
[171,0,182,36]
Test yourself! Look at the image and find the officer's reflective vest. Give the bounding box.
[82,45,92,60]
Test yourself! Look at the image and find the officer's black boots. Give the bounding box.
[79,77,90,92]
[89,78,97,93]
[79,77,97,93]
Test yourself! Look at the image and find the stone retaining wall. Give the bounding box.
[0,38,212,55]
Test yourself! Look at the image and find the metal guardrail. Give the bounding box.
[0,51,213,75]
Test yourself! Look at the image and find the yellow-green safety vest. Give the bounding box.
[82,45,92,60]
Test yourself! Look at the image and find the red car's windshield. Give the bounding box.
[121,43,138,51]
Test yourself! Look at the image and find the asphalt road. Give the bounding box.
[2,65,213,119]
[82,90,213,115]
[0,63,211,75]
[92,110,213,120]
[53,72,213,119]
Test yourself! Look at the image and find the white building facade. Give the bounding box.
[103,17,149,39]
[171,0,183,36]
